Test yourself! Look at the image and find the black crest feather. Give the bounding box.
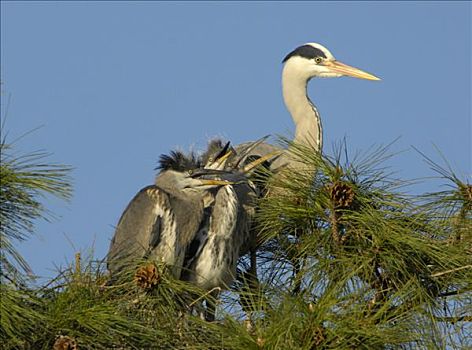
[157,150,200,172]
[156,138,232,173]
[283,44,327,63]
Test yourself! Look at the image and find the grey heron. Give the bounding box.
[107,139,276,322]
[180,169,258,320]
[107,140,273,282]
[107,147,235,279]
[229,42,380,316]
[176,141,279,320]
[236,42,380,171]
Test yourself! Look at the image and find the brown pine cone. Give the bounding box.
[135,263,160,289]
[327,181,355,209]
[53,335,78,350]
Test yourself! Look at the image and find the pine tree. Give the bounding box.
[0,125,72,347]
[1,132,470,349]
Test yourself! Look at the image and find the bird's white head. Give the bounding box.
[282,42,380,82]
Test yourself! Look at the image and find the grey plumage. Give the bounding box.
[107,170,214,278]
[181,172,256,290]
[181,137,279,285]
[107,143,236,278]
[107,140,264,283]
[179,163,259,321]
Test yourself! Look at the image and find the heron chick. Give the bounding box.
[107,149,235,280]
[107,139,271,284]
[178,145,280,321]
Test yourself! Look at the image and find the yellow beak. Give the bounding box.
[242,151,282,173]
[213,149,233,169]
[324,60,380,81]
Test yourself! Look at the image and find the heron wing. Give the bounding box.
[166,193,205,247]
[107,185,174,274]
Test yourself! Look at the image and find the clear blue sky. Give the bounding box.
[1,1,470,279]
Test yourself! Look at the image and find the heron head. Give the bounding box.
[156,169,234,194]
[282,42,380,81]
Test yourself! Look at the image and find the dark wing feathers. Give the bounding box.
[148,215,162,252]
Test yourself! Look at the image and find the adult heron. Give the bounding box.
[236,42,380,171]
[228,42,380,319]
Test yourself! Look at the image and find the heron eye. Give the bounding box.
[314,57,323,64]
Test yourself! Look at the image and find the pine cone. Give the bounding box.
[135,263,160,289]
[53,335,78,350]
[327,181,355,209]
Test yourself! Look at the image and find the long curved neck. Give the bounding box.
[282,64,323,152]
